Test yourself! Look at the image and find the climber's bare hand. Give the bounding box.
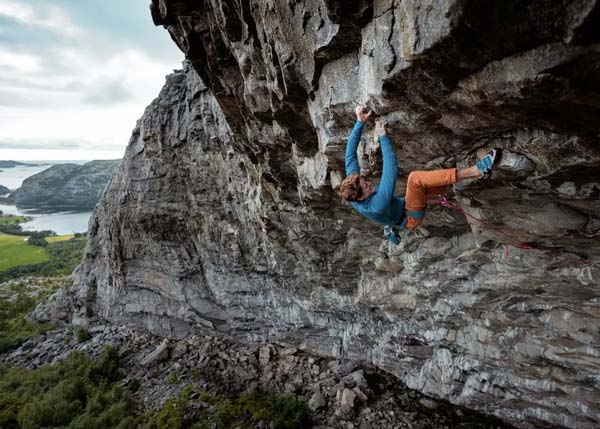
[374,120,387,138]
[355,105,372,122]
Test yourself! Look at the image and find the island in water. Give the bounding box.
[1,160,120,209]
[0,160,41,168]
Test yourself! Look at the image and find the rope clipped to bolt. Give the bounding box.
[426,196,600,269]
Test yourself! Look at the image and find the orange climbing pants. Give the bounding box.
[405,168,457,229]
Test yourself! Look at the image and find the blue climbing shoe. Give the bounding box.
[476,148,501,179]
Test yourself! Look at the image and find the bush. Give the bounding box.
[0,346,137,429]
[145,399,184,429]
[167,371,179,385]
[127,378,141,393]
[0,223,28,236]
[74,326,92,343]
[239,392,311,429]
[28,236,48,247]
[29,231,54,239]
[144,388,311,429]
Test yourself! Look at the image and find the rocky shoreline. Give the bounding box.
[2,320,513,429]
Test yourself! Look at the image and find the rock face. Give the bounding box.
[70,1,600,428]
[0,184,9,195]
[11,160,121,209]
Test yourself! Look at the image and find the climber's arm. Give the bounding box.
[345,106,372,176]
[369,122,398,210]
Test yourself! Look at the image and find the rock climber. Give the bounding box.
[340,105,499,244]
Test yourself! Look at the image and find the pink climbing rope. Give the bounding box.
[426,196,600,269]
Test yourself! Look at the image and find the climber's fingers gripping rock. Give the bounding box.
[374,120,388,138]
[355,105,372,122]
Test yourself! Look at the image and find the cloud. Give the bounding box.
[0,48,40,72]
[82,80,133,105]
[0,138,126,151]
[0,0,81,37]
[0,0,183,160]
[0,138,81,149]
[0,89,54,107]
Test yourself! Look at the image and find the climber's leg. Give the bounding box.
[403,150,501,229]
[404,168,457,229]
[456,165,482,181]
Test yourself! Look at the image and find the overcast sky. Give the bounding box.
[0,0,183,161]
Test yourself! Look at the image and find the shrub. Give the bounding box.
[29,231,55,239]
[144,387,311,429]
[144,399,184,429]
[74,326,92,343]
[167,371,179,385]
[239,392,311,429]
[0,346,137,429]
[0,289,54,354]
[191,368,202,382]
[127,378,141,393]
[28,236,48,247]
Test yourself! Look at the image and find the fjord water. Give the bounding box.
[0,162,93,235]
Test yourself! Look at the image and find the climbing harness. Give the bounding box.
[426,195,600,269]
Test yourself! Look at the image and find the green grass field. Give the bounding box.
[47,234,74,243]
[0,233,49,270]
[0,233,75,271]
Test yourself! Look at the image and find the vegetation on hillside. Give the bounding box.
[0,236,86,282]
[0,278,63,353]
[0,345,311,429]
[0,346,137,429]
[144,387,311,429]
[0,216,54,237]
[0,215,32,226]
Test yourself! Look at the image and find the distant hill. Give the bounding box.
[0,160,40,168]
[0,184,9,195]
[8,160,121,209]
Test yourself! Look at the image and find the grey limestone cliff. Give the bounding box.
[11,160,121,209]
[68,1,600,428]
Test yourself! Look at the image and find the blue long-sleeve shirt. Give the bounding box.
[345,120,405,226]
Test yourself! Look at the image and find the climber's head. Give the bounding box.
[340,173,375,202]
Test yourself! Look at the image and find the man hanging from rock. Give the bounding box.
[340,106,499,245]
